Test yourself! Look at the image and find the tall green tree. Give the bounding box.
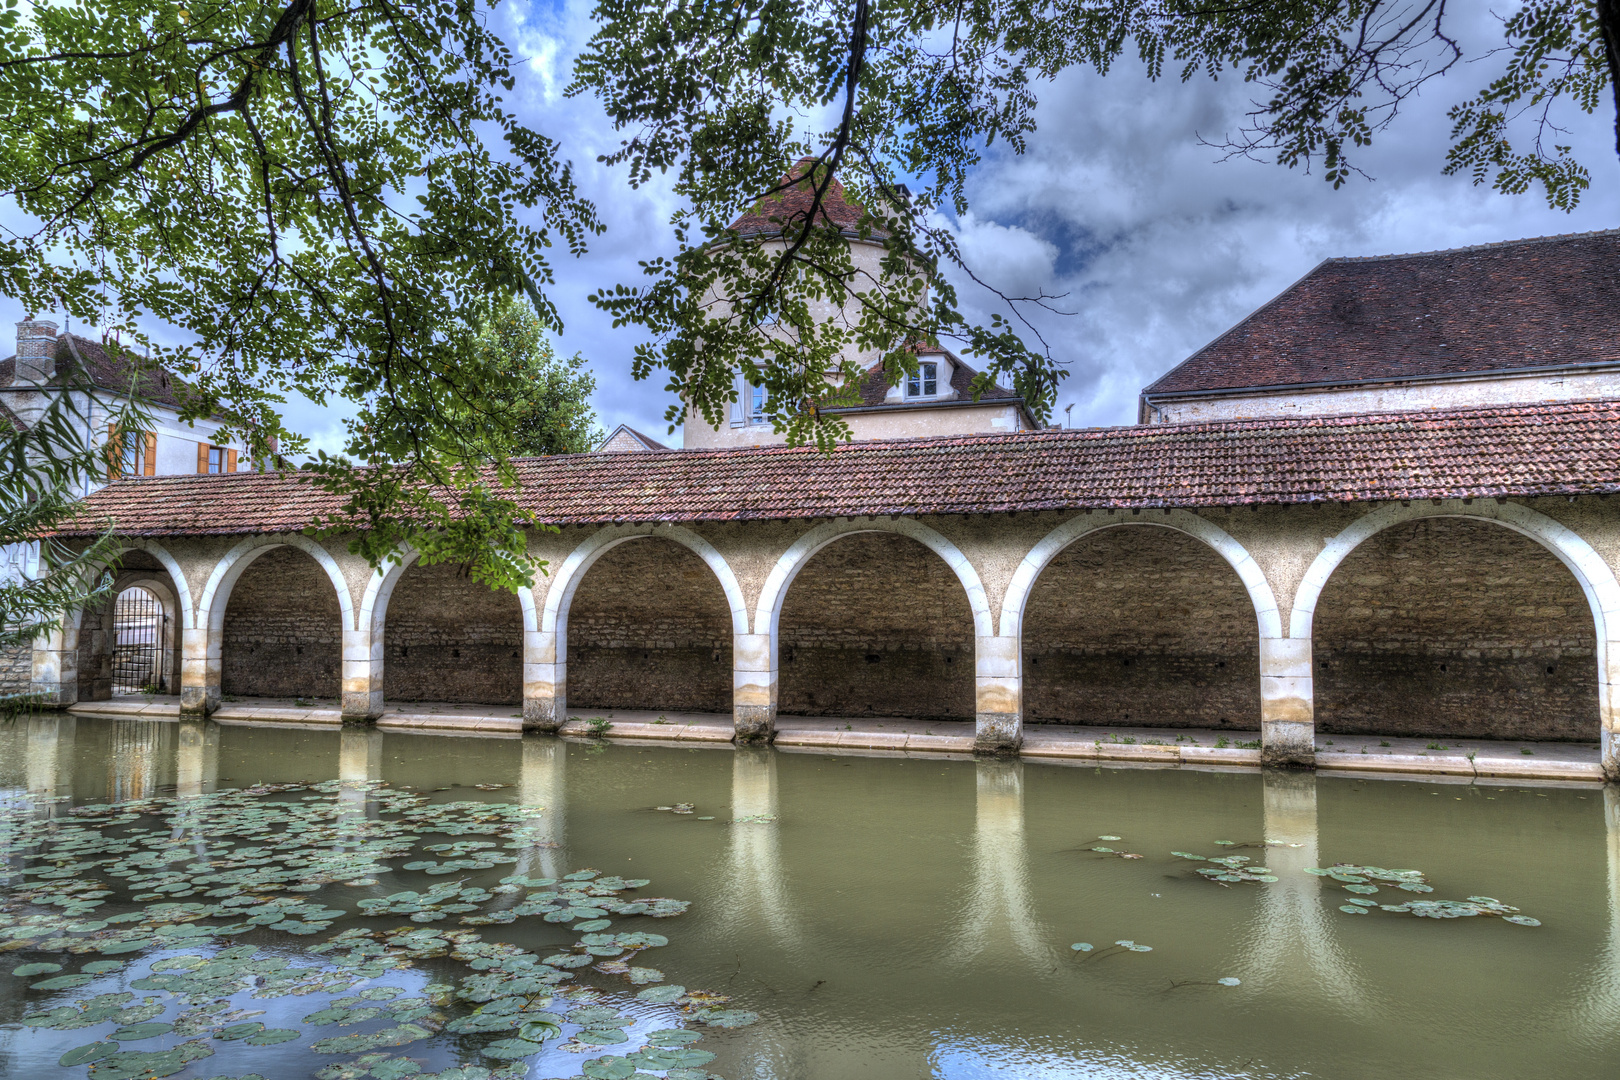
[471,296,603,457]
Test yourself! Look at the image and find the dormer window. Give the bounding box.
[906,362,938,399]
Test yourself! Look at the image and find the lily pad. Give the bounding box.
[1504,916,1542,927]
[60,1041,119,1066]
[636,984,687,1004]
[1217,977,1241,987]
[14,962,63,977]
[481,1037,550,1060]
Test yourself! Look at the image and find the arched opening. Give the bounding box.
[382,561,523,705]
[1313,517,1599,741]
[777,532,974,720]
[1021,526,1260,729]
[73,551,183,702]
[566,537,732,712]
[220,546,343,703]
[110,586,168,694]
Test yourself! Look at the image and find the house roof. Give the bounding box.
[727,159,880,238]
[0,331,198,411]
[1144,230,1620,398]
[846,348,1022,409]
[0,400,23,433]
[55,398,1620,537]
[596,424,668,452]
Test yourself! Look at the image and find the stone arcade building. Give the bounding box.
[33,399,1620,777]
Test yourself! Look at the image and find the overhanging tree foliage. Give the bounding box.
[0,0,600,590]
[2,0,1615,591]
[572,0,1620,442]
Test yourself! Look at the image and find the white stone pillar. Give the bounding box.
[974,635,1022,754]
[176,718,219,798]
[24,714,77,800]
[29,625,78,707]
[179,627,220,716]
[518,736,566,880]
[733,632,775,742]
[523,629,564,733]
[1602,645,1620,781]
[1260,637,1315,768]
[340,628,382,724]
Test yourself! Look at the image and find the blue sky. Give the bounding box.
[6,2,1619,452]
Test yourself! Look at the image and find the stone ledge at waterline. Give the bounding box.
[62,696,1604,783]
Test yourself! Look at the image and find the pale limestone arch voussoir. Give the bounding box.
[196,533,355,631]
[998,510,1284,642]
[541,524,750,641]
[753,517,997,649]
[1288,500,1620,645]
[358,547,422,638]
[57,540,195,634]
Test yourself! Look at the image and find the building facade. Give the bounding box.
[1139,231,1620,423]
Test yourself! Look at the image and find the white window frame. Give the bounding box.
[207,445,225,474]
[121,434,141,477]
[906,361,939,399]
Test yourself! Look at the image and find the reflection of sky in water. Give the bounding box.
[931,1036,1299,1080]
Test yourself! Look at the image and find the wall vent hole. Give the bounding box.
[864,654,881,664]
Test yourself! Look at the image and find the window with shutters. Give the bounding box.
[208,446,225,473]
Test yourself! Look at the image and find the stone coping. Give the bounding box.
[62,696,1605,784]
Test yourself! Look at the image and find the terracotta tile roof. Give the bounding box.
[1145,231,1620,397]
[57,399,1620,537]
[727,159,878,237]
[1,332,200,411]
[0,399,23,433]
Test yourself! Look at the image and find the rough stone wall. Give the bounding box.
[1314,517,1598,741]
[1021,526,1262,729]
[0,641,31,695]
[221,546,342,700]
[778,532,975,720]
[567,538,733,713]
[383,562,523,704]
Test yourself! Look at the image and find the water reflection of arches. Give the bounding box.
[106,719,171,802]
[1237,771,1367,1011]
[24,715,77,806]
[953,759,1046,964]
[517,737,566,881]
[715,748,799,946]
[1573,788,1620,1029]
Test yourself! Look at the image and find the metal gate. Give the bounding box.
[111,588,165,694]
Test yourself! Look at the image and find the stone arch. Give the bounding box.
[359,548,421,639]
[1000,511,1281,642]
[542,525,748,639]
[1003,512,1279,729]
[32,540,190,705]
[381,554,527,706]
[1294,500,1620,744]
[754,518,994,646]
[531,525,748,718]
[198,534,354,633]
[198,535,351,704]
[755,518,991,721]
[108,575,180,694]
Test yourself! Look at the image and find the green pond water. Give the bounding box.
[2,716,1619,1080]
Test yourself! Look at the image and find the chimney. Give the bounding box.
[15,319,59,386]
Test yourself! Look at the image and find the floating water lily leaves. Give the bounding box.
[581,1058,639,1080]
[646,1028,704,1046]
[1340,904,1370,915]
[14,962,62,977]
[1070,943,1093,952]
[637,984,687,1004]
[1504,916,1542,926]
[481,1037,551,1060]
[1217,977,1241,987]
[697,1008,759,1028]
[59,1041,119,1066]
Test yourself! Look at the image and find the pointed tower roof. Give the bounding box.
[726,158,878,237]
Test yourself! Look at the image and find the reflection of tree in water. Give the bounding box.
[1236,770,1369,1014]
[953,759,1048,965]
[715,747,800,947]
[516,736,566,882]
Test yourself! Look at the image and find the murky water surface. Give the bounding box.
[2,716,1618,1079]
